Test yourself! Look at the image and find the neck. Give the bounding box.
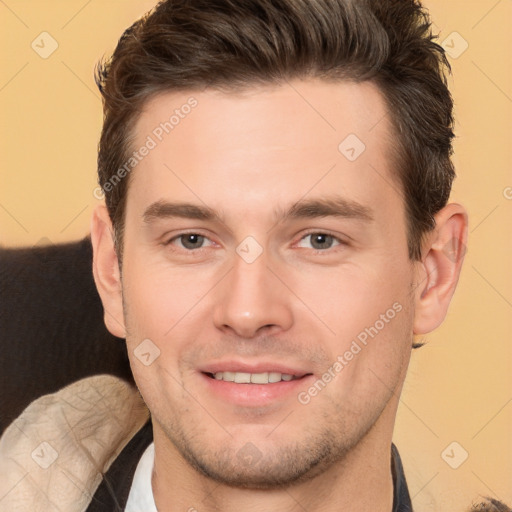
[151,405,397,512]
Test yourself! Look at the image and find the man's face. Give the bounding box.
[120,79,417,487]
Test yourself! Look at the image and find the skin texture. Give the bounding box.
[92,78,467,511]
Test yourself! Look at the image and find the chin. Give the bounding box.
[168,426,356,489]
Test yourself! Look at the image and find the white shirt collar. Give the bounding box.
[125,441,158,512]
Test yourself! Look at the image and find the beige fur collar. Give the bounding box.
[0,375,149,512]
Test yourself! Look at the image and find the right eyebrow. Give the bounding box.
[142,200,221,223]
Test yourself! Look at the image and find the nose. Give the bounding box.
[212,248,294,339]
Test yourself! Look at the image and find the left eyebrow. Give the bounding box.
[274,196,374,223]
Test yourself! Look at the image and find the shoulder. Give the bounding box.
[0,375,149,512]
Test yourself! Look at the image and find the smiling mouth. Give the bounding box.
[204,371,311,384]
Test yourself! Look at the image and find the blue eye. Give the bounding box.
[169,233,213,250]
[180,234,204,249]
[297,233,341,251]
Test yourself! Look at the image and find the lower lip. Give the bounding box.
[200,373,314,407]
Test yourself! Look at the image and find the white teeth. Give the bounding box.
[222,371,235,382]
[212,371,298,384]
[234,372,251,384]
[250,372,268,384]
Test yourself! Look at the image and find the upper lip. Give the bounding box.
[200,360,312,378]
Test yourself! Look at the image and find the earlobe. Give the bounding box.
[413,203,468,335]
[90,205,126,338]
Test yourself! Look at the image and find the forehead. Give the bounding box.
[135,78,393,152]
[127,79,400,220]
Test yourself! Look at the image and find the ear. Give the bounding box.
[90,205,126,338]
[413,203,468,335]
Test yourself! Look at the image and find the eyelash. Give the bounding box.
[163,230,347,255]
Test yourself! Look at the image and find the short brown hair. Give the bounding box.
[95,0,455,262]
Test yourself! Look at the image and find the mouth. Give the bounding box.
[204,371,307,384]
[199,361,315,407]
[199,363,314,407]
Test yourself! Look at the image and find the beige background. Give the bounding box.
[1,1,511,510]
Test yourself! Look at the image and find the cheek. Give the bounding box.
[121,254,212,340]
[120,257,214,401]
[329,298,413,404]
[290,261,413,393]
[289,260,411,336]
